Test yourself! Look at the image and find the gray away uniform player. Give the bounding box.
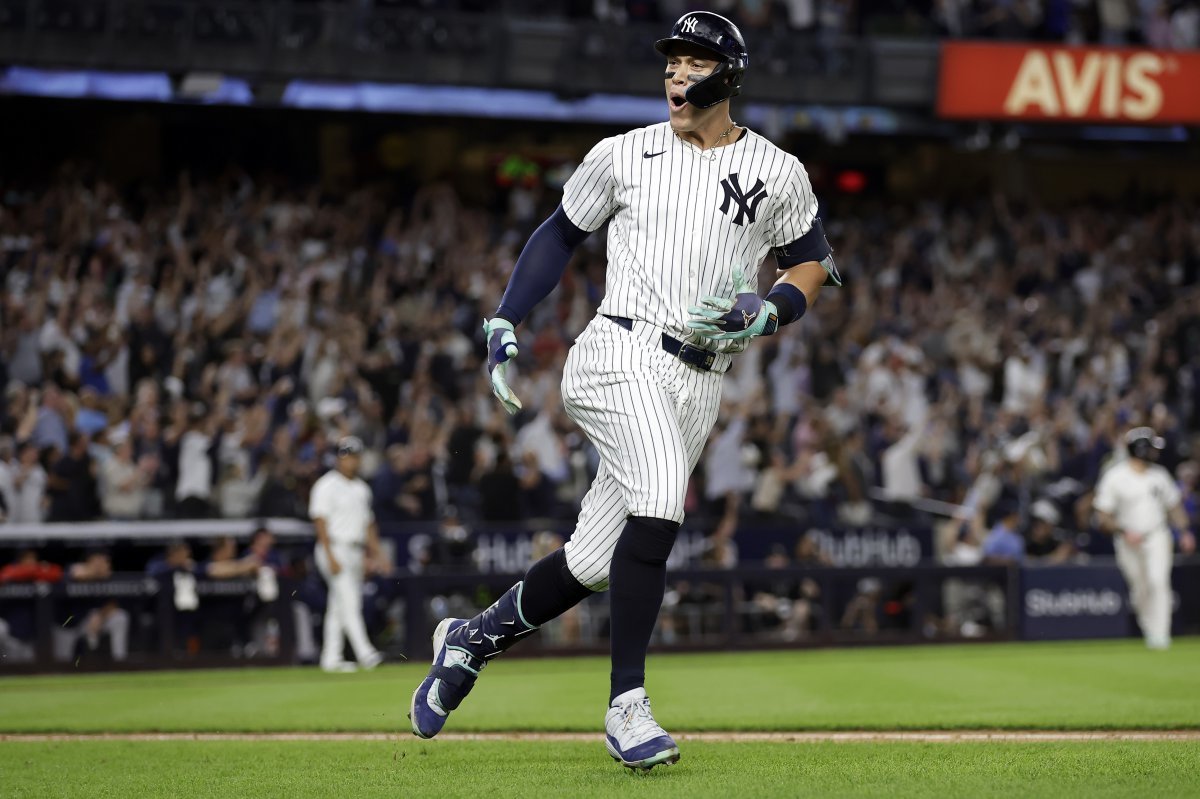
[1093,428,1196,650]
[409,11,840,771]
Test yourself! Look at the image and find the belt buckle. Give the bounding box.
[677,343,716,372]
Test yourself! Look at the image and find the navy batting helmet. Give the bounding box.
[654,11,748,109]
[1125,427,1165,461]
[336,435,364,457]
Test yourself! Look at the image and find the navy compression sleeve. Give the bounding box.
[495,205,590,325]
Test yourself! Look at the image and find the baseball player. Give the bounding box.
[410,11,839,770]
[1093,428,1196,650]
[310,436,384,672]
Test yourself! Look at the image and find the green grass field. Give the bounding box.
[3,639,1197,732]
[2,639,1198,797]
[4,740,1198,799]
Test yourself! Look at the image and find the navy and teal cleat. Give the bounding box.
[408,618,484,739]
[408,582,539,739]
[604,688,681,772]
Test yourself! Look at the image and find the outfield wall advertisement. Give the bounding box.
[1019,564,1200,640]
[938,43,1200,125]
[411,525,937,575]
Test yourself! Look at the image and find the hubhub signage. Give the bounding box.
[1020,565,1130,640]
[938,43,1200,125]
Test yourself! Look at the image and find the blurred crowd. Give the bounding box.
[0,528,323,664]
[422,0,1200,47]
[1,165,1198,570]
[10,0,1200,57]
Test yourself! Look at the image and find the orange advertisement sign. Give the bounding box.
[938,42,1200,125]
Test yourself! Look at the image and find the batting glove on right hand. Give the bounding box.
[483,317,522,415]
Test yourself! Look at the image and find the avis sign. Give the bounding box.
[938,43,1200,125]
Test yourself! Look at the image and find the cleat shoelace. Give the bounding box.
[620,698,666,740]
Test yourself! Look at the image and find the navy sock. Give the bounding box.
[608,516,679,704]
[520,548,594,627]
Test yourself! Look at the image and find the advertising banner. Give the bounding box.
[1020,565,1130,640]
[393,524,936,574]
[1019,563,1200,640]
[938,43,1200,125]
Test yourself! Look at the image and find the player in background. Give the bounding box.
[410,11,839,771]
[1093,427,1196,650]
[310,436,385,672]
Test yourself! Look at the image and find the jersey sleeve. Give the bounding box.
[308,477,330,521]
[561,136,618,232]
[1093,468,1118,515]
[1159,471,1183,510]
[768,162,841,287]
[768,163,817,247]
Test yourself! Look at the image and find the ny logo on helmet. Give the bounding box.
[681,16,699,33]
[718,173,769,226]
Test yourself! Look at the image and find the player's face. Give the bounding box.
[337,452,361,476]
[664,46,720,130]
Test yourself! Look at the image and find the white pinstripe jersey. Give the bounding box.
[561,121,820,341]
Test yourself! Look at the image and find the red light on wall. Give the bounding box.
[836,169,866,194]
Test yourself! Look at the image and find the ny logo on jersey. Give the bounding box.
[718,173,769,226]
[681,16,699,33]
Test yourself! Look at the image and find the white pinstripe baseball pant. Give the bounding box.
[560,315,726,590]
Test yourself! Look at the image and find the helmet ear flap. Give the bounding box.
[683,61,744,108]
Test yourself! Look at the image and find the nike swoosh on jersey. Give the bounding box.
[643,151,666,159]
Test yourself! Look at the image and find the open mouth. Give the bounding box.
[669,95,688,110]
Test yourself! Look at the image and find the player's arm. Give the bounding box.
[1092,476,1148,547]
[768,259,828,318]
[493,206,591,327]
[483,206,591,414]
[762,213,840,325]
[1092,469,1119,536]
[1168,501,1196,555]
[313,517,340,575]
[310,481,341,575]
[485,138,615,413]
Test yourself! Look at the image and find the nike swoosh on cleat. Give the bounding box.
[643,151,666,159]
[501,620,516,626]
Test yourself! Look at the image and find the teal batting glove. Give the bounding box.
[483,317,522,415]
[686,265,779,341]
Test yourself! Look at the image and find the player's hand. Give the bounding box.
[328,556,342,576]
[686,265,779,341]
[686,330,750,355]
[483,317,522,415]
[1181,530,1196,556]
[1124,531,1145,548]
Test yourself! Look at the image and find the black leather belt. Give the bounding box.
[604,315,721,373]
